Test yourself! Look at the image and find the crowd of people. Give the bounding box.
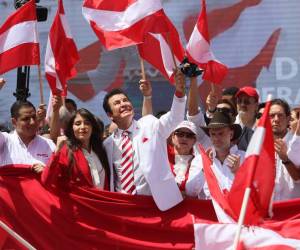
[0,70,300,211]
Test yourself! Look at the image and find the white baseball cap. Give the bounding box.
[174,120,197,135]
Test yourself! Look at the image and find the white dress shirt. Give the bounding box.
[274,131,300,200]
[82,149,105,189]
[186,145,245,199]
[0,130,55,167]
[111,121,150,195]
[287,133,300,167]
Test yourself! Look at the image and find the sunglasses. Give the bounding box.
[174,131,196,139]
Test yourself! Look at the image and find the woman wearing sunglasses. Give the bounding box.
[167,121,204,195]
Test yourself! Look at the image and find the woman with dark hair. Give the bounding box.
[41,108,110,191]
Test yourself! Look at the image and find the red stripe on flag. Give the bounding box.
[89,9,169,50]
[0,0,36,34]
[0,43,40,75]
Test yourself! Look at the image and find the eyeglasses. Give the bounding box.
[174,131,196,139]
[237,98,256,105]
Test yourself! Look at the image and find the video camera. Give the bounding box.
[14,0,48,22]
[179,57,204,78]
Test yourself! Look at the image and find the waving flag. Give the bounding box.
[186,0,228,84]
[82,0,169,50]
[45,0,79,96]
[194,221,300,250]
[137,15,185,83]
[0,0,40,75]
[227,99,275,225]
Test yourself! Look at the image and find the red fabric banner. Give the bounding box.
[1,165,300,249]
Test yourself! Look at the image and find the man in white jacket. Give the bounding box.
[102,71,186,211]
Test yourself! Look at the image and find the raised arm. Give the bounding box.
[49,95,63,143]
[187,77,200,116]
[156,70,186,139]
[139,79,153,116]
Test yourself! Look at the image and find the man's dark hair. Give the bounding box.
[10,100,36,119]
[271,98,291,117]
[102,88,130,114]
[65,98,77,110]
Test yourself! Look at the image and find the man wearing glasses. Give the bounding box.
[235,86,259,130]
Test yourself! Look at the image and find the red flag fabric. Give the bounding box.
[45,0,79,96]
[82,0,169,50]
[0,0,40,75]
[186,0,228,84]
[137,15,185,83]
[227,100,275,225]
[1,165,300,249]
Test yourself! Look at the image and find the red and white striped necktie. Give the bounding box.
[120,131,137,194]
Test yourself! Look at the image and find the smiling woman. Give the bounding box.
[41,108,110,191]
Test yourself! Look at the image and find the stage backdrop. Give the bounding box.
[0,0,300,125]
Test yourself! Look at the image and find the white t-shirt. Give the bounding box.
[0,131,55,167]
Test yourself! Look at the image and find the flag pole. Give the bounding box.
[136,46,147,80]
[232,94,273,250]
[0,220,37,250]
[38,64,44,105]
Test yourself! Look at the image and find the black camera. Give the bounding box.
[14,0,48,22]
[179,57,204,78]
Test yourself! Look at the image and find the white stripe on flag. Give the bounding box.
[0,21,38,54]
[150,33,180,77]
[59,14,73,39]
[82,0,162,32]
[245,127,265,158]
[194,223,300,250]
[186,26,215,63]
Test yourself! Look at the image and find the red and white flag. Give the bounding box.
[0,0,40,75]
[227,99,275,225]
[186,0,228,84]
[45,0,79,96]
[194,221,300,250]
[82,0,169,51]
[137,15,185,83]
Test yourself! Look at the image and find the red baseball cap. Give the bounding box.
[236,86,259,101]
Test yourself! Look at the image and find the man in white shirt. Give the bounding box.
[0,101,55,171]
[102,71,186,211]
[270,99,300,200]
[235,86,259,130]
[186,111,245,199]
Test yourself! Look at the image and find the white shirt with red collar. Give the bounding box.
[0,130,55,167]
